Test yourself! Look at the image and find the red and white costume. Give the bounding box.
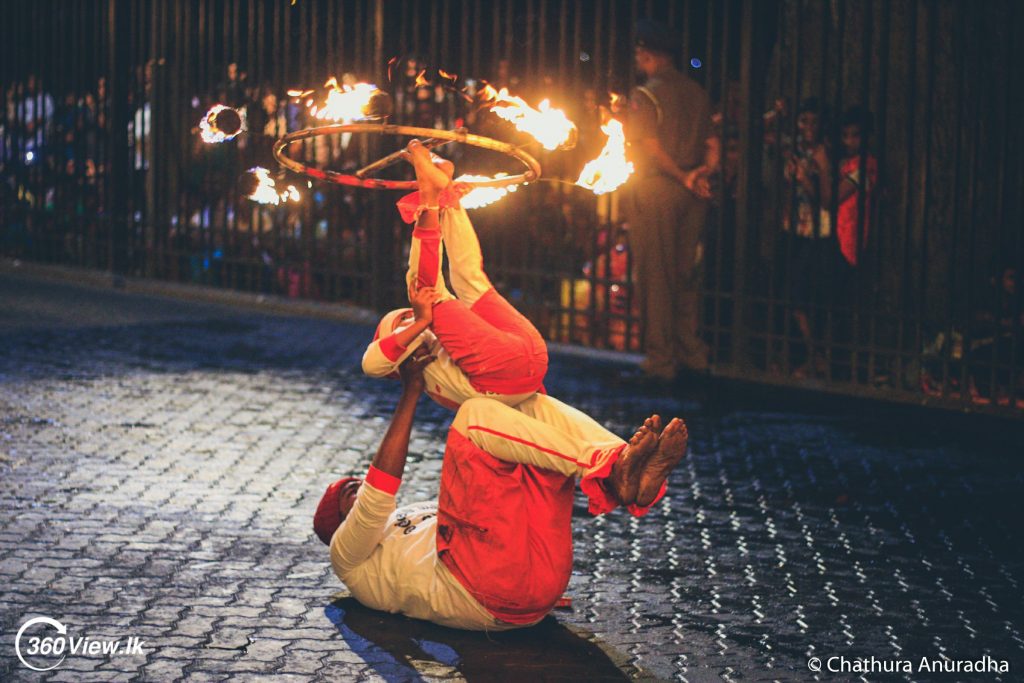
[362,203,548,410]
[361,200,659,514]
[330,397,661,631]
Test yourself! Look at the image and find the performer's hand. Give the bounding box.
[398,346,434,394]
[684,167,713,200]
[408,281,438,325]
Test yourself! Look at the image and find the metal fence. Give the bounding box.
[2,0,1022,417]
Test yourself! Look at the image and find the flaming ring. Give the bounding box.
[272,124,541,190]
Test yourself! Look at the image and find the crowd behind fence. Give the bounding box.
[1,0,1021,417]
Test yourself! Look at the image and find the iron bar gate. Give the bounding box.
[2,0,1022,417]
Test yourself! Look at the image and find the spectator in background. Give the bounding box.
[625,19,719,382]
[220,63,248,108]
[780,97,832,378]
[836,106,877,271]
[248,84,288,169]
[20,74,55,167]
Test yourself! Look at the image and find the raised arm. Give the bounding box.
[329,349,435,574]
[370,348,432,479]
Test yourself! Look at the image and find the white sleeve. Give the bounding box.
[361,336,404,377]
[330,481,396,577]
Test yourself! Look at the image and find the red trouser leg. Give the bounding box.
[432,289,548,395]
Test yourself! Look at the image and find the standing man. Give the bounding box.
[627,20,720,381]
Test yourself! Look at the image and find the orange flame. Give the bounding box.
[575,117,634,195]
[247,167,301,205]
[415,70,431,87]
[455,174,520,209]
[309,78,381,122]
[487,88,577,151]
[478,83,499,103]
[438,69,458,81]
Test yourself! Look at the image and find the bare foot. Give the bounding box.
[607,415,662,506]
[403,139,453,194]
[635,417,688,507]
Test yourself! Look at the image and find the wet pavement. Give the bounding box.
[1,268,1023,682]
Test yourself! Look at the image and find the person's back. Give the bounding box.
[329,482,503,631]
[631,66,713,179]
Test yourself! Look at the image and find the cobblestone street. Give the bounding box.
[1,268,1023,681]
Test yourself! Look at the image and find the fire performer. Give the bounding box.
[314,348,689,630]
[363,142,654,509]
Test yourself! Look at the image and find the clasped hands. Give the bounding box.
[683,165,714,200]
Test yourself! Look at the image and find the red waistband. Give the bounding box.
[468,371,546,397]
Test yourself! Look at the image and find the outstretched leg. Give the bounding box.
[405,142,547,396]
[439,206,491,307]
[451,398,674,514]
[405,140,455,300]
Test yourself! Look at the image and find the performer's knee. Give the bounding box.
[452,397,498,436]
[452,397,485,434]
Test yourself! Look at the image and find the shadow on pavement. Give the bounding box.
[325,597,633,681]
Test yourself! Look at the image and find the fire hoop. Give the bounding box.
[272,123,542,190]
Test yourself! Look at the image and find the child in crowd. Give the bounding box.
[781,98,832,378]
[836,106,878,269]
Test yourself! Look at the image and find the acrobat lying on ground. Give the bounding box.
[313,141,689,630]
[314,348,688,630]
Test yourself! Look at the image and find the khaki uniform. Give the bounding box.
[627,66,713,377]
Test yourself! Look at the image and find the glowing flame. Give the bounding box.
[575,118,634,195]
[609,92,626,113]
[199,104,246,143]
[479,83,499,101]
[455,174,520,209]
[246,167,301,205]
[486,88,577,151]
[438,69,458,81]
[309,78,381,122]
[414,70,431,87]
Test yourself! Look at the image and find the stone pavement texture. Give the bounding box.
[1,269,1022,682]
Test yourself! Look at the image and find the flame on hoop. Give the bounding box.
[575,117,634,195]
[307,78,382,122]
[456,173,520,209]
[246,167,301,205]
[483,87,577,151]
[199,104,246,143]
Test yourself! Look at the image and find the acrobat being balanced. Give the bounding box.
[313,141,689,630]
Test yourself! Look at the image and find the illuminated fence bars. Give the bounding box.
[0,0,1021,417]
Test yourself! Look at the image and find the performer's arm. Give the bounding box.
[331,351,433,574]
[369,349,430,479]
[360,287,437,377]
[638,132,719,199]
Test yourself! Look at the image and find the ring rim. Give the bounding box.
[272,123,541,190]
